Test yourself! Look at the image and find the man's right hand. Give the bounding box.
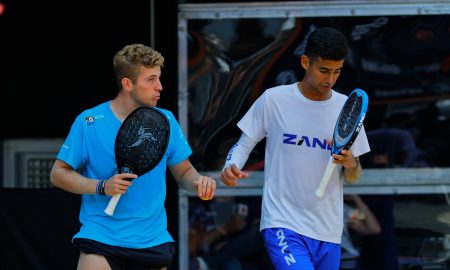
[105,173,137,195]
[220,164,249,187]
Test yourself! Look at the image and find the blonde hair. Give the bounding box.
[113,44,164,86]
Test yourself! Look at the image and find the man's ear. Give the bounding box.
[121,77,133,92]
[300,55,309,70]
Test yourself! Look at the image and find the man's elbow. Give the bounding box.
[49,167,61,188]
[49,160,68,188]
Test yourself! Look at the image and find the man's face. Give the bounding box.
[302,55,344,96]
[131,66,163,107]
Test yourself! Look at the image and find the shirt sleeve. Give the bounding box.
[56,114,87,170]
[350,125,371,158]
[236,92,268,142]
[166,111,192,165]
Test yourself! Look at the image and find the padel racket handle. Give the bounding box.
[105,194,122,216]
[315,157,337,198]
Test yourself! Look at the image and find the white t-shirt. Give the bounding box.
[237,83,370,243]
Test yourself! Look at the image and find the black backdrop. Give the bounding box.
[0,189,80,270]
[0,1,180,269]
[0,0,178,138]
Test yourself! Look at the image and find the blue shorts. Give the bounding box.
[262,228,341,270]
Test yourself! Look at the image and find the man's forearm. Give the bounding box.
[178,165,200,192]
[343,157,362,184]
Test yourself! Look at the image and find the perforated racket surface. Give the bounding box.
[315,88,368,197]
[104,107,170,216]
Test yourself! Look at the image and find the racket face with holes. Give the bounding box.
[331,88,368,155]
[315,88,368,197]
[115,107,170,176]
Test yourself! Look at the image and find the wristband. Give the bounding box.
[101,179,107,195]
[96,180,106,195]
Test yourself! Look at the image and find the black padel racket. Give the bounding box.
[104,107,170,216]
[315,88,368,198]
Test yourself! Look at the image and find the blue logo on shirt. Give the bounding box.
[226,143,239,161]
[283,133,331,150]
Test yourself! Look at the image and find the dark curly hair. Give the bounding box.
[304,27,348,63]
